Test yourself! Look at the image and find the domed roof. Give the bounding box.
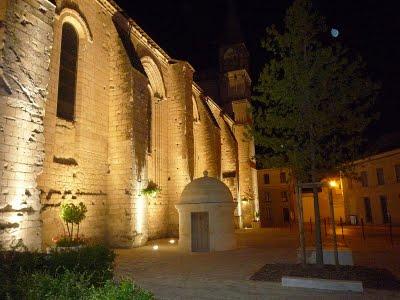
[180,171,233,204]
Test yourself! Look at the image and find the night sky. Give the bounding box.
[117,0,400,151]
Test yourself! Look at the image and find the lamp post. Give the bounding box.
[296,184,306,265]
[328,180,339,266]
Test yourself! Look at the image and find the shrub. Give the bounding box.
[17,271,154,300]
[0,244,115,298]
[20,271,91,300]
[49,244,115,285]
[86,280,154,300]
[55,236,86,247]
[0,250,48,298]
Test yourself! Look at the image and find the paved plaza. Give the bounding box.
[116,227,400,299]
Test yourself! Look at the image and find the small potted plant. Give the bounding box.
[141,181,161,198]
[56,202,87,251]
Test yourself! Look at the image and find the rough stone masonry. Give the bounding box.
[0,0,258,250]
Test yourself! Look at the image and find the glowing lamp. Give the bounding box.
[169,239,175,244]
[152,245,159,250]
[329,180,338,188]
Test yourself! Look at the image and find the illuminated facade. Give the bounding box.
[258,149,400,227]
[342,148,400,225]
[257,168,296,227]
[0,0,258,250]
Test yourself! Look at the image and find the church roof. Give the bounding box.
[95,0,172,63]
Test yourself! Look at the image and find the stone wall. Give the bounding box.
[106,21,151,247]
[0,0,55,250]
[192,93,220,179]
[230,99,258,227]
[234,124,254,227]
[0,0,251,249]
[146,93,170,239]
[37,0,113,248]
[139,56,169,240]
[166,61,194,236]
[0,1,7,69]
[206,98,241,225]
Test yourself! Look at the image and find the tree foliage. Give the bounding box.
[60,202,87,241]
[253,0,379,182]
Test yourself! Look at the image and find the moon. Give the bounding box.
[331,28,340,38]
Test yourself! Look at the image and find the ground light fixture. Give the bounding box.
[152,245,159,250]
[169,239,175,244]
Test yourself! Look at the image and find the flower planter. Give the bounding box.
[55,245,84,252]
[141,181,161,198]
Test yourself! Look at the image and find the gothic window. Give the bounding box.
[57,23,78,121]
[148,89,153,154]
[192,96,200,123]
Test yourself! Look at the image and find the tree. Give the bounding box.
[60,202,87,241]
[252,0,379,265]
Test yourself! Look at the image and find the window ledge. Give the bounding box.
[56,117,75,129]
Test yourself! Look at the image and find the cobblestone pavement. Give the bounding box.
[115,228,400,299]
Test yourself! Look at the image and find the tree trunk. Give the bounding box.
[66,222,71,239]
[328,188,339,265]
[309,127,323,265]
[296,184,306,265]
[312,183,324,265]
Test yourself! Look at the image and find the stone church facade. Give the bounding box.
[0,0,258,250]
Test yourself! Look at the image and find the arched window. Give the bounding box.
[57,23,78,121]
[192,96,200,123]
[147,85,153,154]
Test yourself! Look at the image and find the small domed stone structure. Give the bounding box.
[175,171,237,252]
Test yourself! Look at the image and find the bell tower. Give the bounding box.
[219,0,251,122]
[219,0,259,227]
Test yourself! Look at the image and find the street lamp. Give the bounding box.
[329,180,338,188]
[328,180,339,265]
